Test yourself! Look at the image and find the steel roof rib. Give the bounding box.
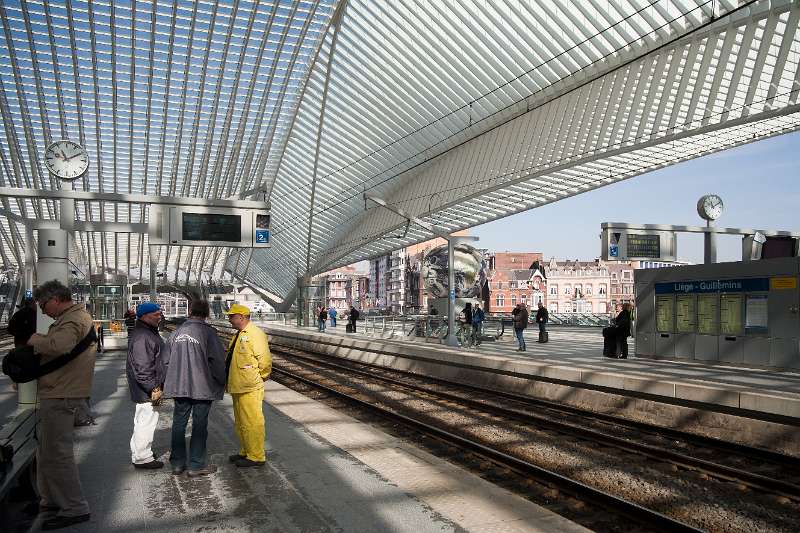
[1,1,799,300]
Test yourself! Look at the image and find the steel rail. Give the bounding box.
[265,335,796,466]
[272,364,701,533]
[275,347,800,501]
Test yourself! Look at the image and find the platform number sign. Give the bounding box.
[609,232,621,258]
[255,214,270,245]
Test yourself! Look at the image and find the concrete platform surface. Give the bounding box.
[4,351,587,533]
[261,323,800,419]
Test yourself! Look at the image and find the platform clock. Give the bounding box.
[696,194,724,221]
[44,140,89,180]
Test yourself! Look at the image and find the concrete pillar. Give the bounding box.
[19,229,70,409]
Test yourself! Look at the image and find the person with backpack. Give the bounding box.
[27,280,96,529]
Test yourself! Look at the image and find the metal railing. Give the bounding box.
[358,315,506,346]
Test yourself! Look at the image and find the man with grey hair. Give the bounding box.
[28,279,96,530]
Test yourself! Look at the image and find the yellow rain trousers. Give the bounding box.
[231,387,265,461]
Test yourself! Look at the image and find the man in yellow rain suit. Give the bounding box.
[224,304,271,467]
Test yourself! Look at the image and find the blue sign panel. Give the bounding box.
[655,278,769,294]
[255,229,269,244]
[25,289,32,299]
[609,244,619,258]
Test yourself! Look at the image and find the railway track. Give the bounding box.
[182,321,800,532]
[271,344,800,502]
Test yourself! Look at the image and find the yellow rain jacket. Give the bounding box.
[226,322,271,394]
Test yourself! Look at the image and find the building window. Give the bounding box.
[623,285,632,294]
[585,284,592,295]
[549,302,557,313]
[599,284,607,295]
[511,294,516,306]
[563,285,571,295]
[623,271,632,280]
[497,281,502,289]
[496,294,504,307]
[520,294,526,304]
[549,285,557,295]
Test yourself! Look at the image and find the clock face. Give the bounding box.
[44,140,89,180]
[697,194,723,221]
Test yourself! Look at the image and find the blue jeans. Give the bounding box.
[171,398,212,471]
[331,317,336,327]
[515,328,526,350]
[318,319,326,331]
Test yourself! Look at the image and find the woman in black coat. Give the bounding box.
[614,303,633,359]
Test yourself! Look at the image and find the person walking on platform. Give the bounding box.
[163,299,226,476]
[614,302,633,359]
[126,302,165,470]
[317,306,327,332]
[536,302,549,343]
[347,306,360,333]
[28,280,96,530]
[512,303,529,351]
[225,304,271,467]
[328,306,337,327]
[471,303,485,346]
[8,296,36,347]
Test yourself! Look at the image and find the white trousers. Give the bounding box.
[130,402,159,464]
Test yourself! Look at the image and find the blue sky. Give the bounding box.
[470,130,800,265]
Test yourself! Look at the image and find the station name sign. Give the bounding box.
[655,278,769,294]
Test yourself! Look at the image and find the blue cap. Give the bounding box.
[136,302,161,318]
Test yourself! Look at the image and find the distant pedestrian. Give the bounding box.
[536,302,549,343]
[225,304,271,467]
[512,303,529,351]
[328,306,337,327]
[471,304,485,346]
[348,306,360,333]
[163,299,225,477]
[7,297,36,347]
[614,303,633,359]
[126,302,165,470]
[318,307,328,332]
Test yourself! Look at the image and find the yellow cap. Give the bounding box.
[224,303,251,316]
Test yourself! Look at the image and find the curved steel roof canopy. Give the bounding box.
[1,1,799,301]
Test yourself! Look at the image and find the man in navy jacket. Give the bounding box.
[126,302,165,469]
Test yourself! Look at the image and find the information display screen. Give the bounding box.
[697,294,718,335]
[182,213,242,242]
[675,294,696,333]
[627,234,661,258]
[745,295,768,333]
[656,295,674,332]
[720,294,743,335]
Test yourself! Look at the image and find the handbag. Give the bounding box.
[2,326,97,383]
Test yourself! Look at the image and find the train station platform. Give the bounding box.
[259,322,800,457]
[1,348,587,533]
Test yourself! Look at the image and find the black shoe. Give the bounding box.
[172,466,185,475]
[229,454,245,463]
[41,513,91,530]
[235,457,265,467]
[187,465,217,477]
[133,460,163,470]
